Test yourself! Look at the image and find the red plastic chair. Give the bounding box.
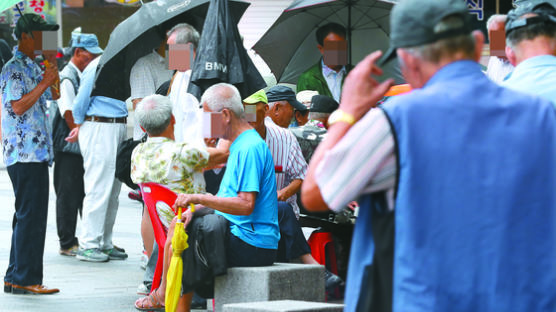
[308,231,338,275]
[139,182,178,292]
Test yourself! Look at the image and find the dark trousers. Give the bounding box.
[277,201,311,262]
[53,151,84,249]
[5,162,49,286]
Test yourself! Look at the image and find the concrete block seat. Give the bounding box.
[222,300,344,312]
[213,263,325,311]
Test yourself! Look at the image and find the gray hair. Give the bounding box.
[400,16,476,64]
[136,94,173,136]
[309,112,330,121]
[486,14,506,31]
[167,23,200,50]
[201,83,245,118]
[505,15,556,49]
[268,100,288,110]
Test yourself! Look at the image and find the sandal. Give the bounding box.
[135,288,165,312]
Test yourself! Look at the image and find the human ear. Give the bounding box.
[505,45,517,66]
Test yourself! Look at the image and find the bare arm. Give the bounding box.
[132,98,142,110]
[206,139,231,168]
[11,65,58,115]
[174,191,256,216]
[63,110,77,129]
[278,179,302,202]
[302,51,394,212]
[301,124,353,211]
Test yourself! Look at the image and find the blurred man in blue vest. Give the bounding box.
[302,0,556,311]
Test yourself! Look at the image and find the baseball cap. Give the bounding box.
[505,0,556,35]
[71,33,103,55]
[379,0,473,65]
[14,13,59,39]
[243,89,268,105]
[266,85,307,111]
[310,95,338,114]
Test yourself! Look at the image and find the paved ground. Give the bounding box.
[0,165,163,312]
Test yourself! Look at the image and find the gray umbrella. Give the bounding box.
[253,0,403,85]
[91,0,249,101]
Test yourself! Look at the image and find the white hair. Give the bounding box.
[201,83,245,118]
[296,90,319,106]
[309,112,330,121]
[136,94,173,135]
[167,23,200,50]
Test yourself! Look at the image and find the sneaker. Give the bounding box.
[101,248,128,260]
[140,251,148,270]
[136,281,151,296]
[76,248,109,262]
[59,244,79,257]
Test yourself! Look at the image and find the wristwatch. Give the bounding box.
[328,109,356,126]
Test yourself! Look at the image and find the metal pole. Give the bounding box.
[57,0,62,47]
[347,0,352,67]
[496,0,499,14]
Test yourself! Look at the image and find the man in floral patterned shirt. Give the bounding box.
[131,94,229,207]
[131,94,228,310]
[0,14,60,295]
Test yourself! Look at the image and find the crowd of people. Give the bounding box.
[1,0,556,311]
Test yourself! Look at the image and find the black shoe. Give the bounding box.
[191,292,207,309]
[324,269,343,293]
[4,281,12,293]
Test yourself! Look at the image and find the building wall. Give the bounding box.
[238,0,293,80]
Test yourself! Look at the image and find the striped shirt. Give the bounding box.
[264,117,307,218]
[315,108,397,212]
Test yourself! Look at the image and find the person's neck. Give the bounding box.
[328,64,343,72]
[18,43,33,59]
[322,59,343,73]
[515,37,556,65]
[228,120,253,143]
[149,127,175,141]
[254,122,266,140]
[70,58,85,72]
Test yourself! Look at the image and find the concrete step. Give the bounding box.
[222,300,344,312]
[213,263,325,311]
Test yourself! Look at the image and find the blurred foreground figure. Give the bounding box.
[302,0,556,311]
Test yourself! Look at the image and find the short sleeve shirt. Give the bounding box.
[290,119,327,163]
[264,117,307,218]
[131,136,209,194]
[216,129,280,250]
[0,49,53,166]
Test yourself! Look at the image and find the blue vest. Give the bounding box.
[382,61,556,312]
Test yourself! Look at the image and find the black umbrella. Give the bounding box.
[188,0,266,100]
[253,0,402,84]
[91,0,249,101]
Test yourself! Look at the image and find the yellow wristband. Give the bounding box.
[328,109,356,126]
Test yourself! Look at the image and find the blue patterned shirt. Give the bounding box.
[0,49,53,166]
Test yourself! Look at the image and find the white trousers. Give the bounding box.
[78,121,126,250]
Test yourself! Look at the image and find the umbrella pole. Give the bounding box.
[347,0,352,67]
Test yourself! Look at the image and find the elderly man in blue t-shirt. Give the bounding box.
[173,83,280,311]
